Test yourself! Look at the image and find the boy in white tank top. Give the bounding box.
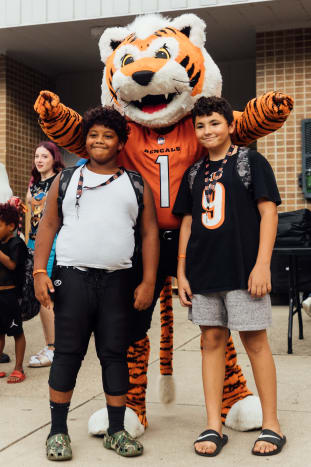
[33,106,159,460]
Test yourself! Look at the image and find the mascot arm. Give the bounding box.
[232,91,294,146]
[34,91,87,157]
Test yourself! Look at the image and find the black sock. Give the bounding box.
[49,401,70,438]
[107,405,126,436]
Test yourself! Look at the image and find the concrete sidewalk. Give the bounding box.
[1,299,311,466]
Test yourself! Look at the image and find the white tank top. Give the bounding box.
[56,166,139,270]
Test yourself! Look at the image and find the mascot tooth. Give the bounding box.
[34,12,293,437]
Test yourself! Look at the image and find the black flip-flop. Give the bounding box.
[194,429,228,457]
[252,429,286,456]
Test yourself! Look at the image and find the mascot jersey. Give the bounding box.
[118,118,202,229]
[34,12,293,436]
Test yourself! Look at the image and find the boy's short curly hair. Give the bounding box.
[82,106,130,144]
[192,96,234,126]
[0,202,19,229]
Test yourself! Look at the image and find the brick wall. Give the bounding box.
[0,56,7,166]
[0,55,51,199]
[256,28,311,212]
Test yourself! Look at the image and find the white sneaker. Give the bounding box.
[302,297,311,318]
[29,346,54,367]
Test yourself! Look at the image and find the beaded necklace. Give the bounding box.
[204,144,236,208]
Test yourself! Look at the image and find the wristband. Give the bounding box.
[178,254,186,259]
[33,269,47,277]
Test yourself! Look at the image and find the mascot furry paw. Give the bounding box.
[88,407,145,439]
[34,12,292,436]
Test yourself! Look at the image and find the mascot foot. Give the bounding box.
[225,395,262,432]
[88,407,145,439]
[158,375,175,404]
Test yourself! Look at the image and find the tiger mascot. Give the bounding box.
[34,13,293,437]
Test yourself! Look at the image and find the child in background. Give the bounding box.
[26,141,65,368]
[0,202,27,383]
[0,162,14,364]
[174,96,286,457]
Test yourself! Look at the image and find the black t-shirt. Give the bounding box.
[173,149,281,294]
[29,175,56,240]
[0,236,28,287]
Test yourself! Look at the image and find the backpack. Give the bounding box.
[57,165,144,262]
[275,209,311,247]
[187,146,252,193]
[14,238,41,321]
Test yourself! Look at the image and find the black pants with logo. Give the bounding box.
[0,289,23,337]
[49,266,132,395]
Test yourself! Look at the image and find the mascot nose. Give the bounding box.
[132,70,154,86]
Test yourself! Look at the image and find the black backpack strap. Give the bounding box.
[125,169,144,264]
[125,169,144,217]
[188,149,252,194]
[236,146,252,190]
[188,157,205,193]
[57,166,80,223]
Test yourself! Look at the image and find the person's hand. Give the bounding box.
[248,263,271,298]
[178,275,192,306]
[133,281,154,311]
[8,196,27,214]
[34,273,54,309]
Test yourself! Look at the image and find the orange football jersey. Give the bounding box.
[117,116,204,229]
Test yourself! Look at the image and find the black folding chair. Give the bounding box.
[271,247,311,353]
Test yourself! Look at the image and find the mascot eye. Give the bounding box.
[155,48,170,59]
[121,54,134,67]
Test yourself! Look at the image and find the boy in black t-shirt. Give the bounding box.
[0,202,27,383]
[173,97,286,457]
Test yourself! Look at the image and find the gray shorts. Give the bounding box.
[189,289,272,331]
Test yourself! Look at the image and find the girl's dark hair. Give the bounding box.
[82,106,130,144]
[31,141,65,185]
[0,202,19,229]
[192,96,234,126]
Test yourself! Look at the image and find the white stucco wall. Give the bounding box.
[0,0,273,28]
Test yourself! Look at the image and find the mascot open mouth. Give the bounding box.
[132,93,177,114]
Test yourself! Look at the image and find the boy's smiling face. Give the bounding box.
[194,112,234,151]
[85,124,124,165]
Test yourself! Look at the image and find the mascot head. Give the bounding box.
[99,13,222,128]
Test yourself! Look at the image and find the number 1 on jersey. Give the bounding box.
[156,155,170,207]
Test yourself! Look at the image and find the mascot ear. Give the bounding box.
[98,26,129,64]
[170,14,206,48]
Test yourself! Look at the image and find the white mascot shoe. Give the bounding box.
[225,395,262,431]
[88,407,145,439]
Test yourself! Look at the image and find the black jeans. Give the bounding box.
[49,266,133,395]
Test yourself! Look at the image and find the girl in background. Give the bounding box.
[26,142,64,368]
